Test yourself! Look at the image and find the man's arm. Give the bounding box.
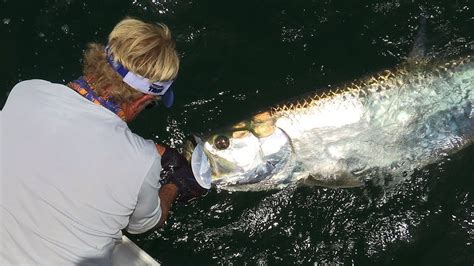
[158,146,209,203]
[132,144,208,231]
[155,144,177,227]
[126,145,177,234]
[157,183,178,226]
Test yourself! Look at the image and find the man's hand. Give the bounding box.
[159,147,208,203]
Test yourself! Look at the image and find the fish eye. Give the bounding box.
[214,135,230,150]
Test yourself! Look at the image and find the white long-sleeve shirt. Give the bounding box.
[1,80,162,265]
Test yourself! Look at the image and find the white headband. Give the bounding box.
[105,46,175,107]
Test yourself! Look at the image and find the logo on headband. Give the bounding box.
[105,45,174,97]
[149,84,165,94]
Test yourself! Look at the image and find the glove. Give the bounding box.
[159,147,208,203]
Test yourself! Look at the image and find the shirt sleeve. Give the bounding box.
[126,154,162,234]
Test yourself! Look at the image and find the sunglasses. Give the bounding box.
[145,97,160,109]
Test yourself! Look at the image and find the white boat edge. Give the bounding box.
[112,235,160,266]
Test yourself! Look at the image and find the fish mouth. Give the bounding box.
[183,135,212,189]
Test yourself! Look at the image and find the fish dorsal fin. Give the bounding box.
[407,14,429,65]
[405,7,432,65]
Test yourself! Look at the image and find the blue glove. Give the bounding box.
[159,147,208,203]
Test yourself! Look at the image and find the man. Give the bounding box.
[0,18,207,265]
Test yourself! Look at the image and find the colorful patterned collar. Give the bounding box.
[68,76,126,120]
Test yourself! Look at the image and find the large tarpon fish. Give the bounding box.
[185,55,474,191]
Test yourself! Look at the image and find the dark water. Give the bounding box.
[1,0,473,265]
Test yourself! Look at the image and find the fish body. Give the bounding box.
[186,55,474,190]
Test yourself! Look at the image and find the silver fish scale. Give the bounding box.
[266,56,474,187]
[193,56,473,190]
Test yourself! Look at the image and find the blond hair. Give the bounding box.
[83,18,179,104]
